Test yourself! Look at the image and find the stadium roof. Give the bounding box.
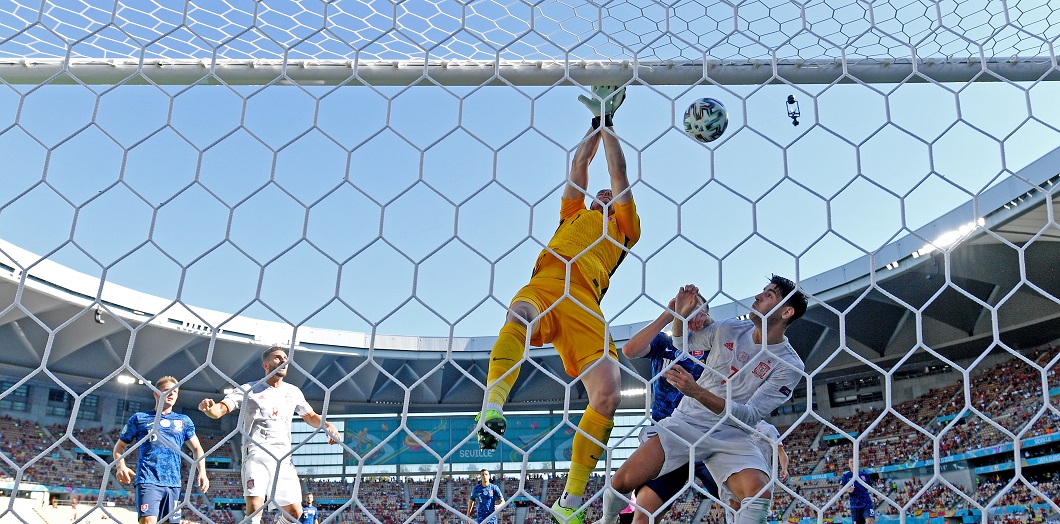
[1,146,1058,414]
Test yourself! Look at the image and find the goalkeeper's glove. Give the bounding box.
[578,85,626,127]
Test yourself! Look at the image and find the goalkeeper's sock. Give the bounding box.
[564,405,614,497]
[485,322,527,406]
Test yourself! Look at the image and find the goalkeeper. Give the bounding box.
[475,85,640,524]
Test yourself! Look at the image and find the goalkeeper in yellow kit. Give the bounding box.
[475,85,640,524]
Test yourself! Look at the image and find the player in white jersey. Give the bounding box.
[599,276,807,524]
[198,346,339,524]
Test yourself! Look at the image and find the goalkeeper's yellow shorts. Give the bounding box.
[510,258,618,378]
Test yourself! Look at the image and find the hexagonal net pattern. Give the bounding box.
[0,1,1060,524]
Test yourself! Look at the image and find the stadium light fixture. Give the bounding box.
[117,375,135,385]
[621,388,646,397]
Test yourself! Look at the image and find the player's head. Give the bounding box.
[153,376,179,409]
[589,189,615,215]
[751,274,807,328]
[305,493,314,504]
[261,346,289,378]
[479,469,491,483]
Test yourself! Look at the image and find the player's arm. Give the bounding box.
[841,472,854,493]
[778,443,789,481]
[112,439,135,484]
[624,311,676,359]
[565,128,602,201]
[600,122,630,207]
[716,365,801,426]
[665,362,799,426]
[186,435,210,493]
[301,409,340,445]
[466,496,475,516]
[198,398,230,419]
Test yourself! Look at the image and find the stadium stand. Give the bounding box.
[4,342,1060,523]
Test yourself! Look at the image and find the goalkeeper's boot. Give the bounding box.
[475,409,507,450]
[551,499,585,524]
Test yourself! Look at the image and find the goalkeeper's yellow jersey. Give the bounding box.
[534,197,641,301]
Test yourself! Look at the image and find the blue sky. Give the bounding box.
[2,78,1058,338]
[1,0,1059,337]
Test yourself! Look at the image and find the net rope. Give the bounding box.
[0,0,1059,524]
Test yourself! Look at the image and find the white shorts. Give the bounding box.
[242,454,302,507]
[642,418,769,488]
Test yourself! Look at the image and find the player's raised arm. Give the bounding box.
[565,128,601,201]
[669,285,702,338]
[623,296,680,358]
[197,398,230,419]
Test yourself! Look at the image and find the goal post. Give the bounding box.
[0,57,1057,86]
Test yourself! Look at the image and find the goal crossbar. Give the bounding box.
[1,57,1056,86]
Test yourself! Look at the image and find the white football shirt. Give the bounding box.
[672,318,804,431]
[222,381,311,459]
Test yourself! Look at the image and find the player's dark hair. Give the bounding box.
[770,274,807,324]
[262,345,287,362]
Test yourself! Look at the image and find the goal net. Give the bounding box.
[0,0,1059,523]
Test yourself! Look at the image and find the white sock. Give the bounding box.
[601,489,631,522]
[249,514,262,524]
[560,492,583,508]
[735,497,770,524]
[484,402,503,414]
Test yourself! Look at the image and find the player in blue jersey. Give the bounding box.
[298,493,317,524]
[466,469,506,524]
[113,376,209,524]
[621,290,717,524]
[840,458,876,524]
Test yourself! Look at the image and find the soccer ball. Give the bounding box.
[683,98,728,143]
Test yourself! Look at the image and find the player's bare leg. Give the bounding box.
[630,486,664,524]
[278,503,302,523]
[244,497,265,524]
[724,469,772,524]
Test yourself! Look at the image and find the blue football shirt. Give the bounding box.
[646,332,708,421]
[840,470,874,509]
[118,412,196,488]
[299,504,317,524]
[471,483,503,522]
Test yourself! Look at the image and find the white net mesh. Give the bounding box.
[1,0,1060,524]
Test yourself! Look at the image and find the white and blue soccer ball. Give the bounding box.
[683,97,728,143]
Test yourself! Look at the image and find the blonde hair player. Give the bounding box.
[113,376,209,524]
